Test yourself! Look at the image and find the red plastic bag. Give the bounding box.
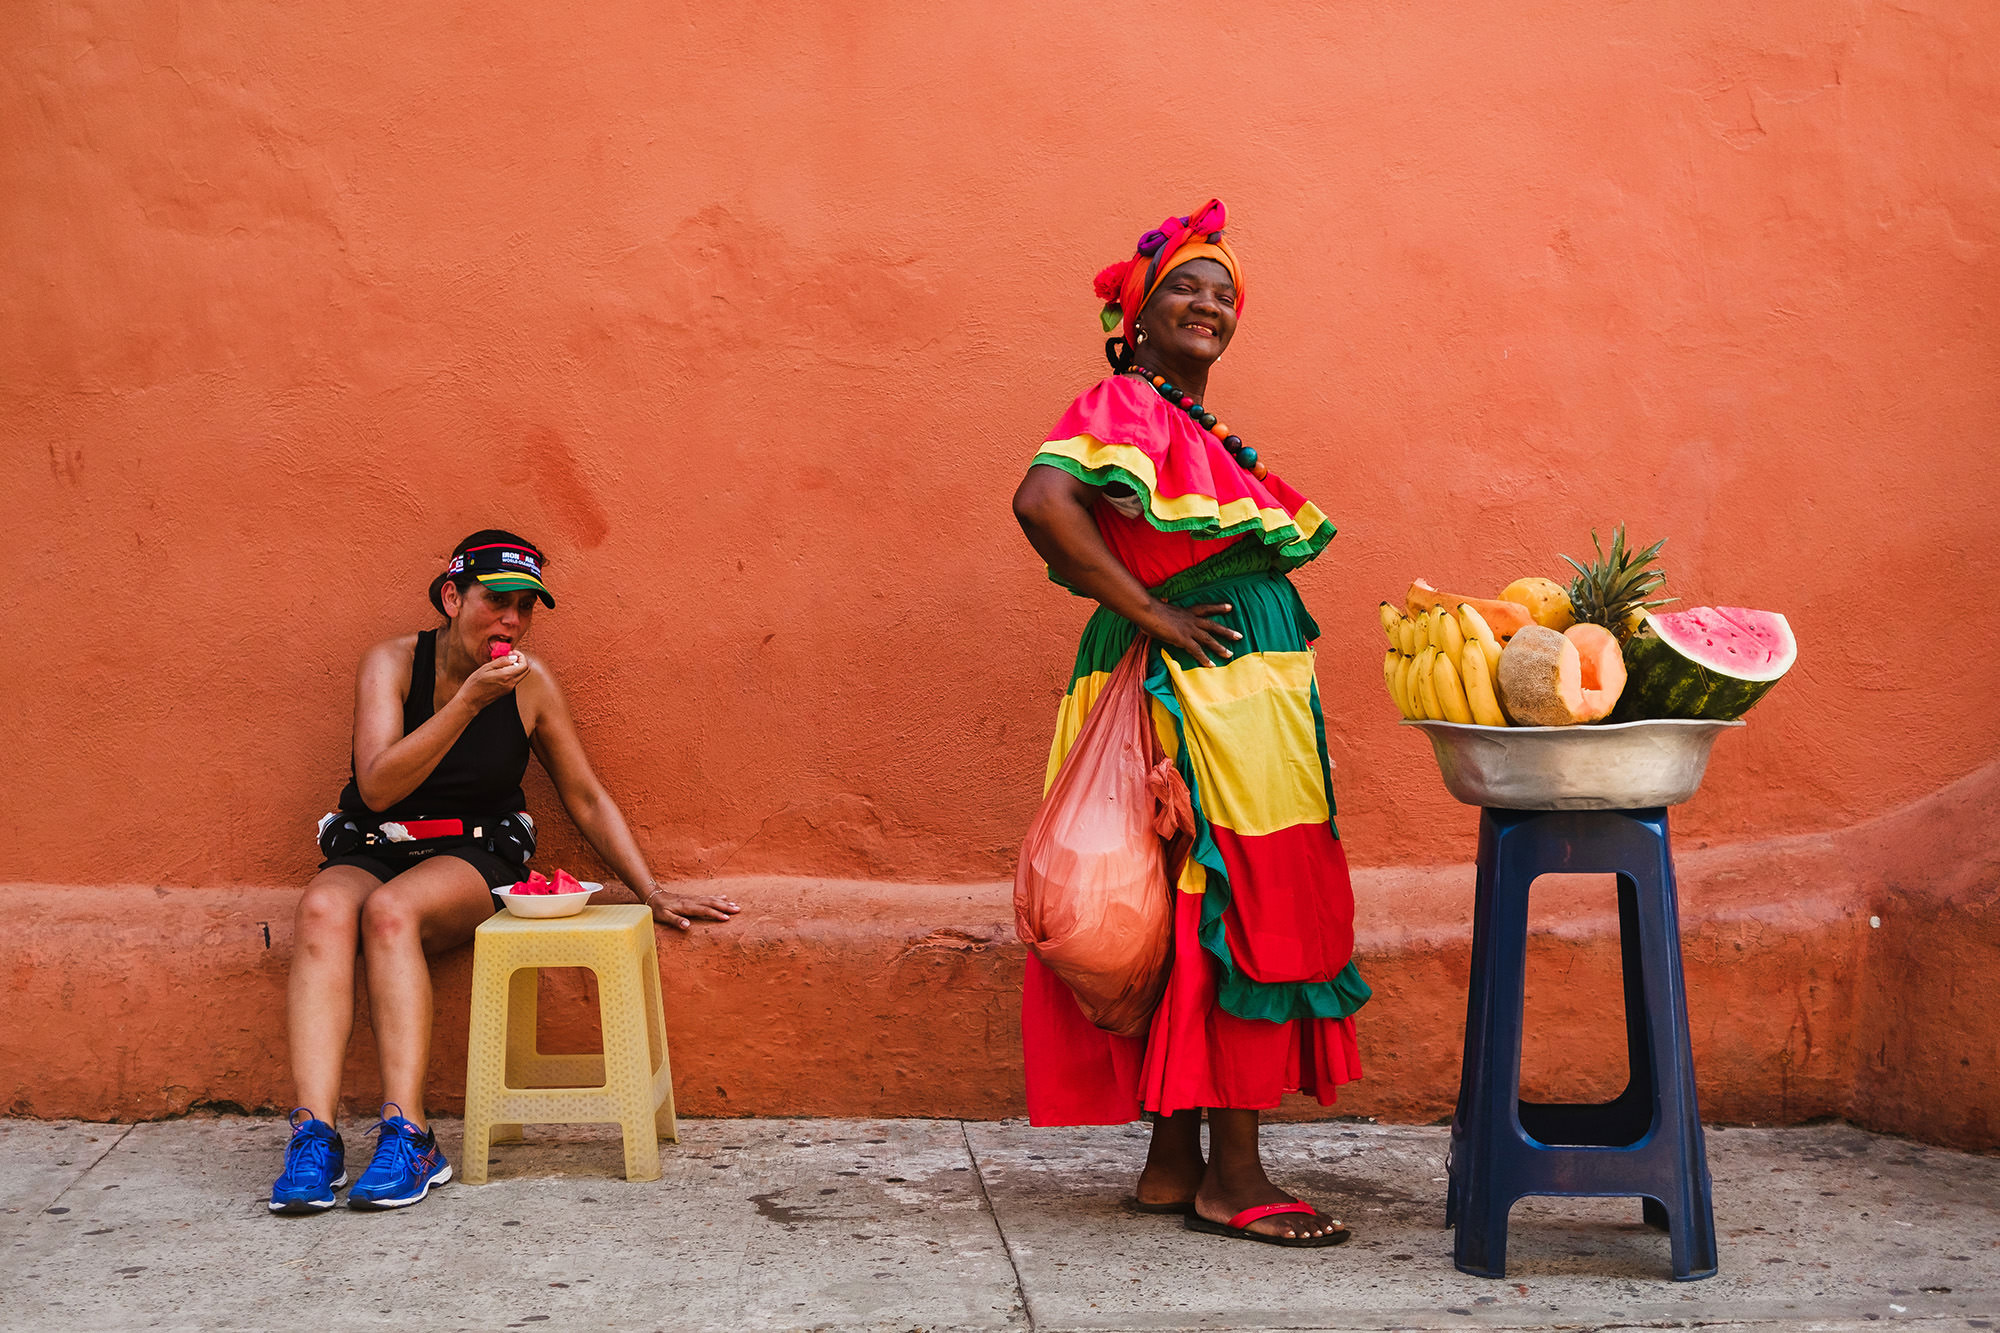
[1015,637,1193,1037]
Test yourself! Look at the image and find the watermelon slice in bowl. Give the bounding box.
[494,869,601,919]
[1612,606,1796,722]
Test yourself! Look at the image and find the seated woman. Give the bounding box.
[272,529,739,1214]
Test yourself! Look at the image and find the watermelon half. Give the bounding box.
[1611,606,1796,722]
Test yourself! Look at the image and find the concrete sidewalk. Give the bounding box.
[1,1116,1993,1333]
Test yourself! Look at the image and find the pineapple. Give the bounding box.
[1561,524,1673,641]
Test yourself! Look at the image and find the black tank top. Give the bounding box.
[337,628,531,819]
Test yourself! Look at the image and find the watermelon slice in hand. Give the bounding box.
[1613,606,1796,721]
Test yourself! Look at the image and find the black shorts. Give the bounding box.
[319,843,525,912]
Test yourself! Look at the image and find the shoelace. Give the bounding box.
[368,1119,426,1180]
[283,1125,334,1183]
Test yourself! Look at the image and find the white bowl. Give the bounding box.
[493,881,602,919]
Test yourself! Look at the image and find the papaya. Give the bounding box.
[1500,577,1576,631]
[1406,579,1534,639]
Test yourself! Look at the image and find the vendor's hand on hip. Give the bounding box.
[1139,601,1242,668]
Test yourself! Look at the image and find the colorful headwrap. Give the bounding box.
[1092,199,1245,346]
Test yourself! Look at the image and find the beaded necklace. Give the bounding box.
[1128,366,1267,480]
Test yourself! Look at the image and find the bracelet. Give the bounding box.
[641,888,688,924]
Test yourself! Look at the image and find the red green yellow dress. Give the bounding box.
[1022,372,1371,1124]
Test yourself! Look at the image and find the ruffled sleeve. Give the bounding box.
[1031,375,1335,569]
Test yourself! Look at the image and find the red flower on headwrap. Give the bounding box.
[1094,260,1135,305]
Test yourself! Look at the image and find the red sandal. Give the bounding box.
[1184,1200,1351,1248]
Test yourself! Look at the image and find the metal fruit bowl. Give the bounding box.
[1399,718,1744,810]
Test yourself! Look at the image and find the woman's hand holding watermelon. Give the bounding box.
[456,651,530,711]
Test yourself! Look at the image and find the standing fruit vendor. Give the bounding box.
[271,529,740,1214]
[1011,201,1370,1247]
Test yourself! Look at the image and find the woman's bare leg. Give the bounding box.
[288,866,387,1126]
[1136,1109,1205,1206]
[358,855,495,1129]
[1196,1108,1344,1239]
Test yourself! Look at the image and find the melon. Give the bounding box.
[1563,623,1626,721]
[1494,626,1580,726]
[1611,606,1795,721]
[1496,623,1627,725]
[1406,579,1534,639]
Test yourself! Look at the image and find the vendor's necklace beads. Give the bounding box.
[1131,368,1267,480]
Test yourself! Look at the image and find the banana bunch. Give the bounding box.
[1377,601,1509,726]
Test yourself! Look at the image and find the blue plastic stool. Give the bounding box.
[1445,806,1717,1281]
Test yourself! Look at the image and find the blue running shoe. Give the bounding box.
[269,1108,346,1214]
[347,1104,451,1210]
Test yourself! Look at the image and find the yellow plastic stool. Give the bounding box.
[461,904,677,1184]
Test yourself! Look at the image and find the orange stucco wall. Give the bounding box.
[5,3,1997,1134]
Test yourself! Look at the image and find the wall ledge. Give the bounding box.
[3,760,1993,1146]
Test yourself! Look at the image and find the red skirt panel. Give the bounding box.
[1022,887,1362,1125]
